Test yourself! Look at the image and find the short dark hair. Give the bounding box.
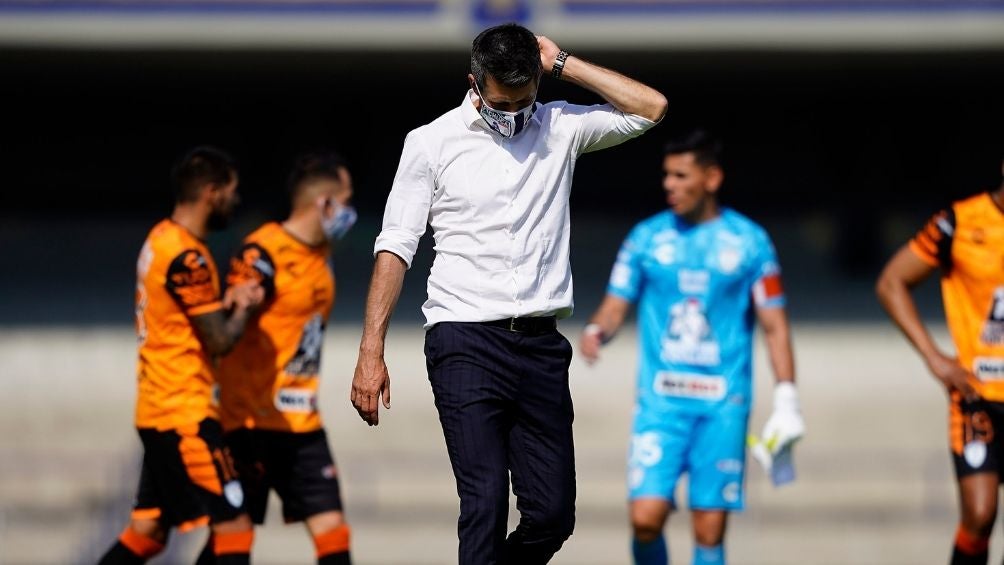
[664,130,723,168]
[286,151,349,201]
[471,23,542,90]
[171,146,237,203]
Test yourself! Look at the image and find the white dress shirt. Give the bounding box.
[375,90,657,327]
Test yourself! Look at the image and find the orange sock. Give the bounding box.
[213,530,254,555]
[118,526,165,559]
[955,526,990,555]
[313,524,351,557]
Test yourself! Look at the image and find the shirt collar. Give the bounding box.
[460,88,541,134]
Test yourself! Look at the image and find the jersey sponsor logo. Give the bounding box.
[662,298,720,366]
[653,372,726,401]
[135,286,148,345]
[610,263,633,290]
[981,287,1004,345]
[137,240,154,278]
[974,357,1004,381]
[285,313,324,376]
[135,241,155,344]
[274,387,318,414]
[166,250,217,308]
[678,269,709,294]
[716,458,744,474]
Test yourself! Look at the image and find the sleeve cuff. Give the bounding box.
[907,240,940,267]
[186,301,223,317]
[624,112,660,131]
[373,233,417,269]
[607,287,637,304]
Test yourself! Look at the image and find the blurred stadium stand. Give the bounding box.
[0,0,1003,49]
[1,1,1002,328]
[2,47,1002,326]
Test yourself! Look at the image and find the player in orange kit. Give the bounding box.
[211,152,356,564]
[877,159,1004,565]
[99,146,264,565]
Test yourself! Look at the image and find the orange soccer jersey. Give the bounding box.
[218,223,335,433]
[909,192,1004,401]
[135,220,223,430]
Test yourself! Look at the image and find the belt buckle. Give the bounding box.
[508,317,521,333]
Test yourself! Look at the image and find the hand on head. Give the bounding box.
[536,35,561,74]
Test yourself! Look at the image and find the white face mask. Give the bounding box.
[320,199,357,241]
[472,81,536,139]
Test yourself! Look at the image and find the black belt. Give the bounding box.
[480,316,557,334]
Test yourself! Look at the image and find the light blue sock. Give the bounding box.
[632,535,668,565]
[694,543,725,565]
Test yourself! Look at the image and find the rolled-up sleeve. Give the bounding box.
[567,103,658,155]
[373,130,435,269]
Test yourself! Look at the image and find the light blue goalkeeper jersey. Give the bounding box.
[607,208,785,415]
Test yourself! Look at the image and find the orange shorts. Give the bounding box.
[132,418,244,531]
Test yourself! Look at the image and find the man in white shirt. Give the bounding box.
[350,23,667,564]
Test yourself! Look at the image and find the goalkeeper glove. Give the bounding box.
[761,381,805,455]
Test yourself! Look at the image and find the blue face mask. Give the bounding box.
[472,82,536,139]
[321,201,357,241]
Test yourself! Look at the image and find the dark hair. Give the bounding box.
[171,146,237,203]
[663,130,723,168]
[286,151,349,200]
[471,23,542,90]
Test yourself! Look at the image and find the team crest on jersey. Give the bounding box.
[717,247,742,275]
[653,243,676,266]
[285,313,324,376]
[980,287,1004,345]
[964,441,988,468]
[223,480,244,508]
[721,481,741,504]
[662,298,720,366]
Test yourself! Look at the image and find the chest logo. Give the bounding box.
[972,228,986,245]
[717,247,742,275]
[653,243,675,266]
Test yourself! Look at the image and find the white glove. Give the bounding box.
[760,382,805,456]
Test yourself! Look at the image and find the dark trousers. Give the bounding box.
[425,322,576,565]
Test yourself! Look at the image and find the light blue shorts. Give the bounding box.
[628,404,749,510]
